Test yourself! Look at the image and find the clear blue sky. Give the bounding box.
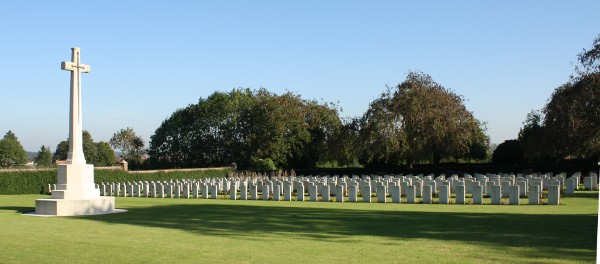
[1,1,598,152]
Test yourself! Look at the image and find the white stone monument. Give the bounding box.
[34,47,123,216]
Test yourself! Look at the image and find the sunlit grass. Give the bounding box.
[0,192,597,263]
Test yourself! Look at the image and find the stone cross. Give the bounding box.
[33,47,119,216]
[61,47,90,165]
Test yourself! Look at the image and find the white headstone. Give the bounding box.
[472,185,483,205]
[439,185,449,204]
[309,185,318,202]
[249,184,258,200]
[455,185,465,205]
[491,185,501,205]
[336,185,344,202]
[296,184,305,201]
[406,185,416,204]
[509,185,520,205]
[362,185,372,203]
[548,185,560,205]
[391,185,401,203]
[284,184,293,201]
[528,185,540,205]
[322,185,331,202]
[422,185,432,204]
[566,177,576,195]
[377,185,387,203]
[348,184,358,202]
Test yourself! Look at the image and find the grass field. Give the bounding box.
[0,192,597,263]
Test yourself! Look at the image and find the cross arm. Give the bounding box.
[61,61,91,73]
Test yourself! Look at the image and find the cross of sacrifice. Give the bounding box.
[61,47,90,165]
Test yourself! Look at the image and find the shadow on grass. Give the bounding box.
[0,206,32,214]
[568,191,600,199]
[83,202,597,262]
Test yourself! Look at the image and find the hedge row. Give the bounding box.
[294,163,600,178]
[0,169,231,195]
[0,170,57,194]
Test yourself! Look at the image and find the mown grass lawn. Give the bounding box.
[0,192,597,263]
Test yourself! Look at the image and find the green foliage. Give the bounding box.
[518,36,600,162]
[82,131,98,165]
[53,140,69,162]
[0,168,231,194]
[0,170,56,194]
[518,110,548,163]
[96,142,116,166]
[34,145,53,167]
[467,141,488,161]
[250,158,276,172]
[358,72,488,166]
[110,127,145,160]
[329,118,361,166]
[392,72,488,164]
[53,131,118,167]
[0,130,29,167]
[575,34,600,75]
[315,159,363,168]
[358,90,406,165]
[491,140,523,165]
[543,72,599,160]
[149,88,343,169]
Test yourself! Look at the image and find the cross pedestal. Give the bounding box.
[33,47,123,216]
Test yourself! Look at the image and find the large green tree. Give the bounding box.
[329,117,361,166]
[148,88,343,169]
[53,131,115,166]
[34,145,53,167]
[53,140,69,162]
[491,139,523,165]
[543,72,599,159]
[576,34,600,75]
[82,131,98,165]
[518,110,547,163]
[540,35,600,160]
[392,72,488,164]
[358,90,406,165]
[516,35,600,161]
[110,127,145,160]
[0,131,29,167]
[96,142,116,166]
[359,72,488,166]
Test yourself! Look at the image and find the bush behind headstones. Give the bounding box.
[0,169,231,194]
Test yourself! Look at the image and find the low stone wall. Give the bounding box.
[127,167,231,174]
[0,166,229,173]
[0,168,56,172]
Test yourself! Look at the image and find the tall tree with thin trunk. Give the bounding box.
[34,145,53,167]
[0,131,29,167]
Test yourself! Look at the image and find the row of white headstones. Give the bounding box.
[50,172,598,205]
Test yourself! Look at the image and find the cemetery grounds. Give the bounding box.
[0,191,597,263]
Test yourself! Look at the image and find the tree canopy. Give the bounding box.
[34,145,53,167]
[358,72,489,166]
[148,88,343,169]
[110,127,145,161]
[543,72,599,159]
[492,139,523,165]
[53,131,115,166]
[0,131,29,167]
[518,34,600,163]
